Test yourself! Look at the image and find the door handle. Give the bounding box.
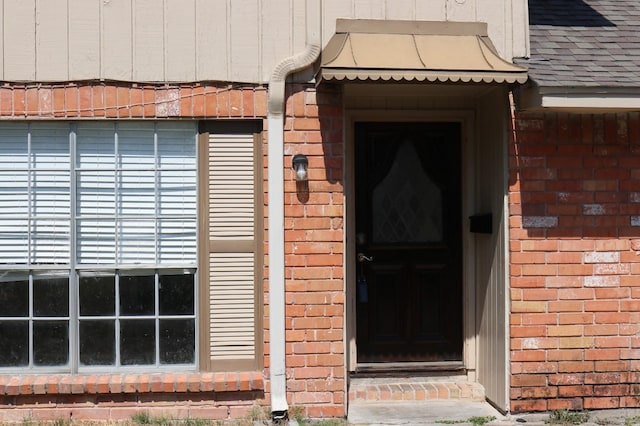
[357,252,373,263]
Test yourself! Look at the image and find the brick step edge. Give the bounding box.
[348,382,485,402]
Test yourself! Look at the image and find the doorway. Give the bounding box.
[354,122,463,365]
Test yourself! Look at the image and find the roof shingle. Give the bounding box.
[517,0,640,87]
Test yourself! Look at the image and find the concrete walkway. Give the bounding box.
[347,400,640,425]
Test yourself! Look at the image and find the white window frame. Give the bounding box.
[0,121,198,373]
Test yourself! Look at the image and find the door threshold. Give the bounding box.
[354,361,465,376]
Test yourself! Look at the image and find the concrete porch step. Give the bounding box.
[348,377,486,403]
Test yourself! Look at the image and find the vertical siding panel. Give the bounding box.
[445,0,476,22]
[4,0,36,80]
[133,0,164,81]
[353,0,384,19]
[292,0,306,55]
[322,0,353,48]
[384,0,415,20]
[36,0,68,81]
[476,89,509,411]
[195,0,227,81]
[101,0,132,81]
[512,0,529,58]
[229,0,260,83]
[68,0,100,80]
[261,0,291,84]
[415,1,446,20]
[477,0,507,60]
[166,0,196,81]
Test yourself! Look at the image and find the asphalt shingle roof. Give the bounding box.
[517,0,640,87]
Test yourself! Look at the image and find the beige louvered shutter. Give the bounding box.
[198,122,263,371]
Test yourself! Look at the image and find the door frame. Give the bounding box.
[345,110,477,375]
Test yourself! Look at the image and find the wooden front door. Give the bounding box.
[355,122,463,364]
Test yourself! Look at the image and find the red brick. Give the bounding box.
[79,84,92,117]
[92,84,105,117]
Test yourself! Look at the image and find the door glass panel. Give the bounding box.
[372,140,442,244]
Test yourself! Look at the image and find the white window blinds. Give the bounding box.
[0,122,197,268]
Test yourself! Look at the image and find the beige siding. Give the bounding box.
[475,88,510,411]
[4,0,36,81]
[36,0,68,81]
[102,0,133,81]
[166,0,196,81]
[69,0,100,79]
[0,0,528,84]
[195,0,228,79]
[133,0,164,82]
[229,0,261,83]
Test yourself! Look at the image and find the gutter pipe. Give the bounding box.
[267,0,321,421]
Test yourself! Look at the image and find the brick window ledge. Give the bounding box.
[0,372,264,396]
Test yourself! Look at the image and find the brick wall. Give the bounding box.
[0,81,347,421]
[509,111,640,412]
[281,83,346,418]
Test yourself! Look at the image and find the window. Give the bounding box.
[0,122,197,371]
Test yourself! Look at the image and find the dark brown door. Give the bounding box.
[355,122,462,364]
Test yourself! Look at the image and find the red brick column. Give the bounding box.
[509,111,640,412]
[281,83,346,418]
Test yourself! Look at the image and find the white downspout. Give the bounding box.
[267,0,321,421]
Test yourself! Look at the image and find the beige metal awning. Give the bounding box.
[318,20,528,84]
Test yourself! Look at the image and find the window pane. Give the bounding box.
[0,217,28,264]
[76,170,115,216]
[33,275,69,317]
[158,219,197,263]
[159,319,194,364]
[119,170,155,216]
[159,170,197,215]
[0,321,28,366]
[33,320,69,366]
[0,123,28,170]
[0,171,28,218]
[76,123,115,169]
[117,219,156,264]
[157,123,196,169]
[31,219,70,264]
[30,123,69,170]
[117,123,155,169]
[159,273,194,315]
[0,275,29,317]
[79,320,115,366]
[120,319,155,365]
[119,275,155,315]
[32,170,70,218]
[76,219,116,264]
[79,275,115,316]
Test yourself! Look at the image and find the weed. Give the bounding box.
[131,412,153,425]
[436,416,496,426]
[547,410,590,425]
[469,416,496,426]
[625,416,640,426]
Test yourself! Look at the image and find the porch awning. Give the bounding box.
[318,20,528,84]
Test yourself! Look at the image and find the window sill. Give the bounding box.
[0,372,264,396]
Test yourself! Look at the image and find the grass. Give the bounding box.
[436,415,496,426]
[546,410,590,425]
[6,406,348,426]
[625,416,640,426]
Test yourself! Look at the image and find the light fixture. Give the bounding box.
[292,154,308,181]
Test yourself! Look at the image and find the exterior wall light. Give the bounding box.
[292,154,309,181]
